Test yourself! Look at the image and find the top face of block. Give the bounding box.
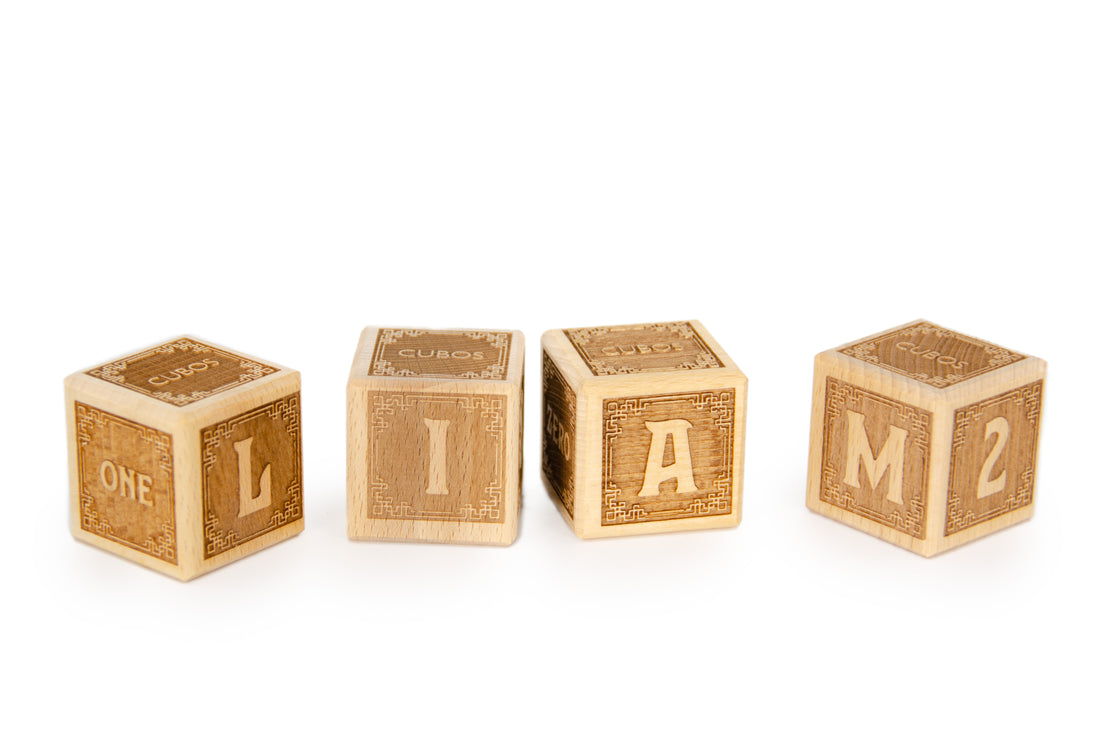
[838,321,1028,389]
[365,328,517,381]
[563,321,725,376]
[84,337,281,407]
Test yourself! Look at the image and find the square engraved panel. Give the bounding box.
[75,403,176,564]
[368,392,506,523]
[542,350,576,517]
[566,322,723,376]
[602,390,735,526]
[840,321,1025,388]
[945,381,1043,536]
[820,378,931,539]
[201,393,303,559]
[87,338,278,406]
[369,329,513,380]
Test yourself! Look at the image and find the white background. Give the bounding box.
[2,2,1097,726]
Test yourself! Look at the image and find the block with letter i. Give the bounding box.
[65,337,303,581]
[347,327,524,545]
[806,320,1046,556]
[541,321,747,538]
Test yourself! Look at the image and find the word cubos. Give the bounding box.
[542,321,748,538]
[347,327,524,546]
[806,320,1046,556]
[65,337,303,580]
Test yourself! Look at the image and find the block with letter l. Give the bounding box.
[65,336,303,580]
[541,320,748,538]
[346,327,524,545]
[806,320,1046,556]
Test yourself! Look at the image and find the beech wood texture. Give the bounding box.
[65,337,303,581]
[541,321,747,538]
[806,320,1046,557]
[347,327,524,546]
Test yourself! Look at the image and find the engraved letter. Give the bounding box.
[424,419,450,495]
[843,411,907,505]
[977,416,1009,498]
[639,420,697,496]
[137,473,154,507]
[119,466,138,499]
[99,460,118,492]
[234,437,272,518]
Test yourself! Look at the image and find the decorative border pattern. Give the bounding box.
[87,338,277,406]
[566,321,722,376]
[945,381,1043,536]
[75,402,177,564]
[542,351,576,517]
[369,392,507,522]
[602,390,735,525]
[369,329,513,380]
[840,322,1025,388]
[201,393,303,558]
[819,378,931,539]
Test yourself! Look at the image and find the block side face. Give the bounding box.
[564,321,726,376]
[365,328,518,381]
[688,319,745,378]
[817,376,933,540]
[72,400,179,566]
[600,388,738,529]
[944,380,1043,538]
[199,391,303,560]
[349,386,518,545]
[838,321,1027,389]
[542,349,577,518]
[84,337,282,407]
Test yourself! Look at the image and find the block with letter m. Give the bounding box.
[806,320,1046,556]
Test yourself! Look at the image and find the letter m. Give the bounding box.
[843,411,907,505]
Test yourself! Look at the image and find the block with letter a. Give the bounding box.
[346,326,525,546]
[65,336,303,580]
[541,320,747,538]
[806,320,1046,556]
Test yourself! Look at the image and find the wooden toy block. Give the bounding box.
[806,320,1046,557]
[65,337,303,581]
[541,321,747,538]
[346,327,524,546]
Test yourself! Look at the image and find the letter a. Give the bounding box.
[976,417,1009,498]
[424,419,450,495]
[234,436,272,518]
[843,411,907,505]
[638,419,698,497]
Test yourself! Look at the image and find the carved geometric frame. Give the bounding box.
[566,321,723,376]
[945,381,1043,536]
[201,393,303,558]
[820,378,931,539]
[369,329,513,380]
[87,338,276,406]
[74,402,177,564]
[602,390,736,526]
[840,322,1025,388]
[367,392,506,523]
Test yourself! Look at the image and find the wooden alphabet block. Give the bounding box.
[806,320,1046,556]
[65,337,303,580]
[541,321,747,538]
[346,327,524,545]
